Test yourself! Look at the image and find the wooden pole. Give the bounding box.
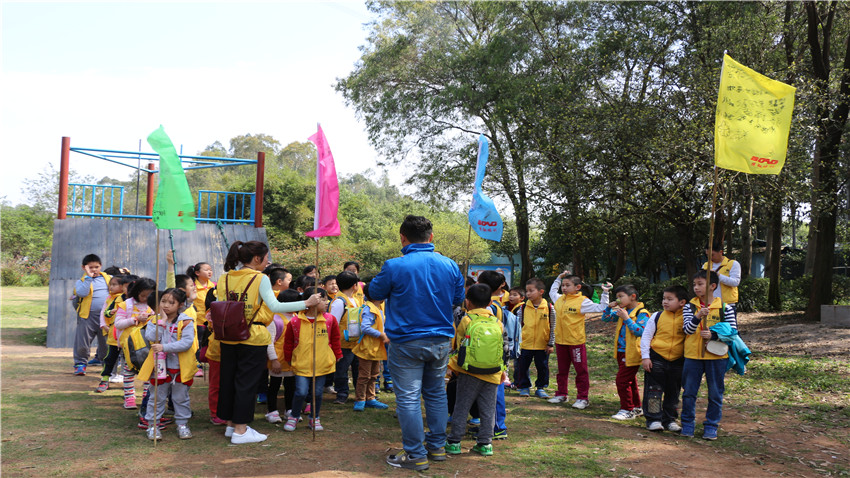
[153,229,161,445]
[312,238,319,442]
[702,167,720,358]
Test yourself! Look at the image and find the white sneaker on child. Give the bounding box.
[547,396,568,404]
[225,426,234,438]
[572,399,589,409]
[647,421,664,431]
[109,374,124,384]
[283,417,297,432]
[611,409,635,420]
[666,422,682,433]
[265,410,282,423]
[231,426,267,444]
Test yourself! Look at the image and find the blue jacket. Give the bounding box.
[369,243,465,344]
[710,322,751,375]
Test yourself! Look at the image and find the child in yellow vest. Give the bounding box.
[507,287,525,314]
[330,271,361,404]
[352,283,391,411]
[265,289,301,423]
[95,275,127,393]
[282,287,342,432]
[515,278,556,398]
[445,284,507,457]
[601,284,649,420]
[321,275,338,302]
[113,278,156,409]
[73,254,111,375]
[640,285,688,433]
[138,288,199,440]
[548,272,611,409]
[681,270,737,440]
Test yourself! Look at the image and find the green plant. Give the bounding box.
[738,277,770,312]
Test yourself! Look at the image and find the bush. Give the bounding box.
[1,255,50,287]
[1,265,21,286]
[21,274,45,287]
[738,277,769,312]
[613,275,688,310]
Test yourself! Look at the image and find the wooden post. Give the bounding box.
[255,152,265,228]
[146,162,156,221]
[58,137,71,219]
[701,167,720,358]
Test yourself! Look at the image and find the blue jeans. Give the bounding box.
[291,375,325,419]
[681,358,727,430]
[388,337,452,459]
[381,360,392,383]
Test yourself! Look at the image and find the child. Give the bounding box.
[95,275,127,392]
[256,266,293,404]
[601,285,649,420]
[139,288,198,440]
[507,287,525,314]
[475,270,511,439]
[202,289,227,426]
[352,283,390,411]
[681,270,737,440]
[515,278,556,398]
[265,289,301,423]
[640,285,688,432]
[282,287,342,432]
[343,261,366,305]
[187,261,216,321]
[73,254,111,375]
[446,283,507,457]
[548,272,611,409]
[113,278,156,409]
[330,271,361,404]
[321,275,339,302]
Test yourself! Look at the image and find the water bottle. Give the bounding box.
[155,352,167,380]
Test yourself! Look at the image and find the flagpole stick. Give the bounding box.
[702,166,720,358]
[153,228,161,446]
[312,238,319,442]
[464,224,472,278]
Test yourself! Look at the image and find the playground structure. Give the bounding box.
[47,137,269,348]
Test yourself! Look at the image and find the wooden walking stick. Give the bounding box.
[702,167,720,358]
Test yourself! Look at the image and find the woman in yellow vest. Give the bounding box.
[352,283,390,411]
[137,288,198,440]
[281,287,343,432]
[215,241,321,445]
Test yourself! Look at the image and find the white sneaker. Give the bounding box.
[284,409,303,422]
[547,395,568,404]
[632,407,643,417]
[109,374,124,384]
[323,386,336,394]
[231,426,267,444]
[224,426,234,438]
[572,399,589,410]
[666,422,682,433]
[647,421,664,431]
[611,409,634,420]
[265,410,282,423]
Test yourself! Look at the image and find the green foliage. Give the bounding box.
[613,275,689,310]
[1,202,54,260]
[746,356,850,393]
[738,278,771,312]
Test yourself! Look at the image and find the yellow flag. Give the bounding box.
[714,54,795,174]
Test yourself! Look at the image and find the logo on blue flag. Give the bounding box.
[468,135,503,242]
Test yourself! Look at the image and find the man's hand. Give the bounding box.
[642,358,652,372]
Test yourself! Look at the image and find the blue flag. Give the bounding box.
[468,135,503,242]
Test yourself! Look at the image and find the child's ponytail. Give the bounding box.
[127,278,156,302]
[186,262,211,281]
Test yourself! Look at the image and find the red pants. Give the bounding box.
[208,359,220,417]
[555,344,589,400]
[615,351,640,410]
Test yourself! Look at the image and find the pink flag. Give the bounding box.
[305,124,341,238]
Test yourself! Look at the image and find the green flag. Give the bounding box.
[148,126,196,230]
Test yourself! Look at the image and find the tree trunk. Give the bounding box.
[740,193,753,279]
[614,234,626,281]
[571,245,585,279]
[768,200,782,310]
[516,212,533,284]
[676,222,698,281]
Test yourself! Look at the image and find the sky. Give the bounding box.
[1,1,401,206]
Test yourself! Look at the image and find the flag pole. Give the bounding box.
[702,166,719,358]
[312,240,319,442]
[153,228,161,446]
[168,229,177,276]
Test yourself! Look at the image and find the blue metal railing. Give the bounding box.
[197,190,254,224]
[67,183,125,220]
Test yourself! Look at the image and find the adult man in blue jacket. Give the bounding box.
[369,215,466,471]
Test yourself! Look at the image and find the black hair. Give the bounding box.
[692,269,720,286]
[613,284,639,299]
[564,276,593,299]
[127,278,156,302]
[509,286,525,297]
[174,274,192,290]
[707,240,723,253]
[343,261,361,273]
[161,287,188,309]
[204,286,217,310]
[302,286,327,299]
[525,278,546,292]
[335,271,359,291]
[465,276,476,288]
[399,215,432,243]
[466,283,492,309]
[103,266,121,276]
[303,265,317,275]
[277,289,302,303]
[663,285,689,302]
[186,262,211,281]
[112,275,132,285]
[362,282,373,302]
[302,276,316,289]
[321,275,337,285]
[477,270,505,293]
[224,241,269,272]
[265,267,291,287]
[292,275,307,291]
[82,254,102,266]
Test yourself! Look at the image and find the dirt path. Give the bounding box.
[2,312,849,477]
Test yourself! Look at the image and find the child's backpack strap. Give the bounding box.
[652,311,662,327]
[272,314,285,344]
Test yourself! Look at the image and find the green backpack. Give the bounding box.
[458,313,504,375]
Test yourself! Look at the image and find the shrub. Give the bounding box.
[737,277,770,312]
[1,265,21,286]
[21,274,45,287]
